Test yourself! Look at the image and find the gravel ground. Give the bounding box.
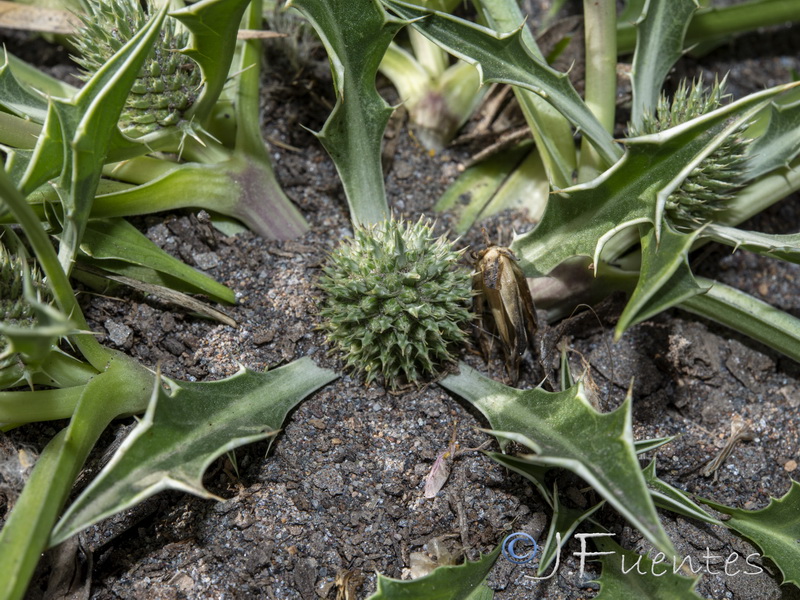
[2,3,800,600]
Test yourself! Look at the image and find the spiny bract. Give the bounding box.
[629,78,751,229]
[72,0,202,138]
[319,217,472,390]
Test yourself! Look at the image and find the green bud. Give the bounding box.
[72,0,202,138]
[319,217,472,390]
[630,78,751,230]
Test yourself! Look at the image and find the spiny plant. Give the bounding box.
[0,2,336,599]
[0,240,41,336]
[318,217,472,390]
[287,0,475,389]
[72,0,203,139]
[630,78,752,231]
[0,0,307,259]
[289,0,800,595]
[378,0,485,151]
[2,0,799,598]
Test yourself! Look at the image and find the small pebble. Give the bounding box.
[104,320,132,346]
[194,252,220,270]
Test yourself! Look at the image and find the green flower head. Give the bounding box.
[630,78,751,229]
[72,0,202,138]
[319,217,472,390]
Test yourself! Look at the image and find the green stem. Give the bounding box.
[0,386,85,423]
[4,349,99,390]
[618,0,800,54]
[0,427,73,600]
[379,43,431,105]
[232,0,308,238]
[39,350,99,387]
[0,356,154,600]
[579,0,617,180]
[181,134,235,165]
[0,171,108,370]
[103,155,182,185]
[408,27,448,77]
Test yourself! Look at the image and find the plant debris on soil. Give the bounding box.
[2,9,800,600]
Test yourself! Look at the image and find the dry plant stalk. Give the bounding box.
[701,414,754,478]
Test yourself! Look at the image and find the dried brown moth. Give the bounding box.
[471,229,538,383]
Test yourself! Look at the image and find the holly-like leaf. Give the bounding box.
[745,96,800,180]
[0,353,155,600]
[471,0,577,188]
[615,222,708,337]
[619,0,647,24]
[381,0,621,167]
[704,223,800,264]
[511,82,797,277]
[591,533,704,599]
[2,49,78,99]
[642,459,720,525]
[491,440,726,578]
[367,544,501,600]
[15,100,65,195]
[24,4,170,273]
[538,486,604,576]
[49,358,338,545]
[170,0,251,126]
[0,51,49,124]
[440,363,675,557]
[701,480,800,587]
[629,0,698,131]
[288,0,403,226]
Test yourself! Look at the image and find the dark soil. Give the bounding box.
[2,4,800,600]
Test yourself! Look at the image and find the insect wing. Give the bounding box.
[472,266,494,358]
[480,248,534,358]
[473,242,538,383]
[424,451,452,498]
[479,249,515,351]
[509,255,538,351]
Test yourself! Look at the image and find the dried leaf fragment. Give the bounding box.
[335,569,364,600]
[424,421,458,498]
[701,414,754,478]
